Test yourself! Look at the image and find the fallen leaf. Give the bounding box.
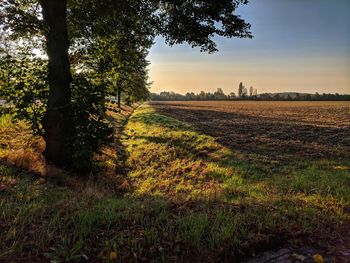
[313,254,324,263]
[109,251,117,260]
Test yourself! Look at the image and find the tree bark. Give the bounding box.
[117,89,121,108]
[40,0,73,168]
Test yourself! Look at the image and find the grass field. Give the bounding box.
[1,101,349,262]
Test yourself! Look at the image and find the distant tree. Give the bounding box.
[185,92,196,100]
[238,82,244,97]
[249,86,253,97]
[259,93,271,100]
[197,91,204,100]
[242,87,248,97]
[214,88,227,100]
[315,92,320,100]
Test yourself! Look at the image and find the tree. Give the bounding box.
[274,94,281,100]
[199,91,206,100]
[238,82,244,97]
[214,88,226,100]
[229,92,236,99]
[1,0,252,169]
[1,0,72,166]
[315,92,321,100]
[242,87,248,97]
[40,0,74,167]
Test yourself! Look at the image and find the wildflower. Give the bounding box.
[313,254,324,263]
[109,251,117,260]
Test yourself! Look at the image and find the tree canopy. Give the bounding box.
[0,0,252,170]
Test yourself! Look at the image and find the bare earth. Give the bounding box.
[150,101,350,170]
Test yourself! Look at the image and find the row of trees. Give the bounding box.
[151,88,237,101]
[151,89,350,101]
[0,0,252,171]
[238,82,257,97]
[151,82,259,100]
[258,92,350,101]
[0,1,154,170]
[151,82,259,101]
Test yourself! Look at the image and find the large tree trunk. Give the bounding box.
[40,0,74,168]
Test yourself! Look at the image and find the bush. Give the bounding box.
[1,55,114,172]
[0,55,48,135]
[71,73,114,172]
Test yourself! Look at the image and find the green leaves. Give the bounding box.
[1,0,252,170]
[0,52,48,135]
[70,73,114,171]
[0,0,44,37]
[159,0,252,52]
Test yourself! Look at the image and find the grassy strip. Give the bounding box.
[124,104,350,203]
[0,104,349,262]
[121,104,349,259]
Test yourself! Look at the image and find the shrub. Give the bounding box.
[71,73,114,172]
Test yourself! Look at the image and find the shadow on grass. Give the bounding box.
[150,103,350,170]
[1,103,349,262]
[1,165,345,262]
[125,106,350,200]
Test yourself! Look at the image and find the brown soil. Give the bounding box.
[150,101,350,170]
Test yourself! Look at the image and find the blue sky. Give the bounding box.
[148,0,350,94]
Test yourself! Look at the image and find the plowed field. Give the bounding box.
[151,101,350,170]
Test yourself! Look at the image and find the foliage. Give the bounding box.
[0,34,114,171]
[150,89,237,101]
[67,0,252,52]
[0,0,44,38]
[1,0,253,168]
[0,50,48,135]
[70,73,114,171]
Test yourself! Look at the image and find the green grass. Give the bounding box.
[0,114,13,128]
[124,105,350,203]
[121,104,349,256]
[1,104,349,262]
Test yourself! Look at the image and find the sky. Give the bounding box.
[148,0,350,95]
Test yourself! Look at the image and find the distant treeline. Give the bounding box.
[150,89,350,101]
[254,93,350,101]
[151,89,235,101]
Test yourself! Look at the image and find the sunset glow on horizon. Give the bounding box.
[148,0,350,95]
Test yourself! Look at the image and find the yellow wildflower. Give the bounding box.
[313,254,324,263]
[109,251,117,260]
